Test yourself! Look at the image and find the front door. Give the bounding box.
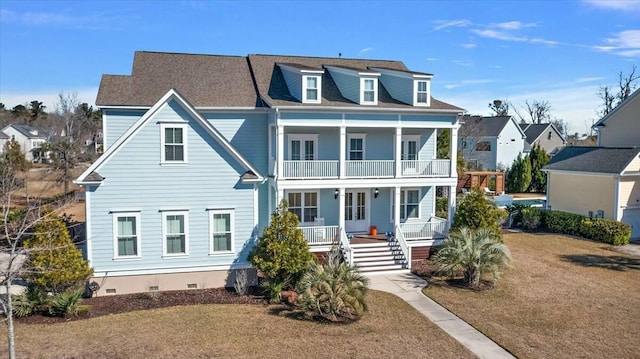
[345,190,369,233]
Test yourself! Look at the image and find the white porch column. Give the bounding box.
[277,125,284,179]
[277,188,284,207]
[395,127,402,178]
[338,187,346,231]
[394,186,401,231]
[339,126,346,178]
[448,185,456,223]
[450,125,458,178]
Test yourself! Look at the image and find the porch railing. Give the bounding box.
[283,160,339,179]
[398,217,449,240]
[394,225,411,270]
[298,225,339,245]
[345,160,394,178]
[400,159,450,177]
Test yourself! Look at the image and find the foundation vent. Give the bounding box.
[149,286,159,291]
[187,283,198,289]
[106,289,116,294]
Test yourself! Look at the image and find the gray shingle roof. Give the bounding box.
[5,124,45,139]
[96,51,260,107]
[96,51,463,111]
[0,132,9,139]
[459,115,513,137]
[523,124,551,142]
[543,146,640,174]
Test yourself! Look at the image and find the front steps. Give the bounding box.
[351,241,408,273]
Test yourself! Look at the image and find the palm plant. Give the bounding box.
[297,250,369,322]
[433,227,512,288]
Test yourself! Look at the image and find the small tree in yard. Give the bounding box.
[297,249,369,322]
[24,211,92,295]
[506,153,531,193]
[453,188,504,239]
[527,144,549,193]
[433,227,511,288]
[249,200,315,297]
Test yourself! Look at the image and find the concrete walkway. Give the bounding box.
[366,272,515,359]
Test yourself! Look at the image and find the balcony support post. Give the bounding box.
[339,126,346,179]
[450,125,458,178]
[277,125,284,179]
[395,127,402,178]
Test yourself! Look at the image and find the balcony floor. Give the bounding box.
[350,234,389,245]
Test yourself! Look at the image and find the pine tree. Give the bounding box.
[506,154,532,193]
[528,144,550,193]
[24,212,93,294]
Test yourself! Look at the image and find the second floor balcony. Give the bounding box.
[279,159,451,179]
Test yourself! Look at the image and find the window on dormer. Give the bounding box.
[363,79,376,103]
[416,81,428,104]
[306,77,318,101]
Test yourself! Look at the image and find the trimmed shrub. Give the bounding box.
[580,218,631,245]
[521,208,542,230]
[505,203,530,227]
[12,286,46,318]
[453,189,504,239]
[436,196,448,219]
[542,210,583,235]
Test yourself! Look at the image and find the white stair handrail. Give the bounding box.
[394,225,411,270]
[339,227,353,265]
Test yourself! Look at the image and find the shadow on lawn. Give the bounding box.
[559,254,640,271]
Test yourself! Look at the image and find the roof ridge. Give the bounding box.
[136,50,246,59]
[249,53,403,63]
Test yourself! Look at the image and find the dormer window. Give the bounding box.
[361,78,378,105]
[304,76,320,103]
[416,81,428,104]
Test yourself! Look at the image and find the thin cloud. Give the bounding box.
[433,19,472,31]
[472,29,527,42]
[426,58,438,61]
[444,79,495,89]
[575,77,606,83]
[452,59,474,67]
[582,0,640,12]
[461,43,477,49]
[0,8,133,30]
[491,21,537,30]
[594,30,640,57]
[358,47,374,55]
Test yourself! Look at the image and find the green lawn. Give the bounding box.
[423,232,640,359]
[2,291,475,359]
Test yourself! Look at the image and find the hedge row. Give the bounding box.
[519,208,631,245]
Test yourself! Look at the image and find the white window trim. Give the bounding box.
[413,80,430,106]
[390,188,422,222]
[288,134,318,161]
[208,209,235,255]
[347,133,366,161]
[302,75,321,104]
[160,123,188,165]
[360,78,378,105]
[287,191,320,225]
[401,135,421,160]
[112,211,142,260]
[162,210,189,257]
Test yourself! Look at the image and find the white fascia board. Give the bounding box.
[97,105,152,110]
[542,169,620,177]
[276,177,457,190]
[324,65,379,77]
[369,67,433,80]
[73,180,103,186]
[273,105,463,114]
[92,262,254,277]
[278,63,325,75]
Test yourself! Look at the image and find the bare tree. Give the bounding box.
[598,65,639,116]
[488,99,510,116]
[550,118,570,139]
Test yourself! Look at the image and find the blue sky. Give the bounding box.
[1,0,638,135]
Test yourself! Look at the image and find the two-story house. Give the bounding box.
[544,88,640,239]
[75,51,463,295]
[519,123,566,155]
[458,115,526,171]
[1,124,47,162]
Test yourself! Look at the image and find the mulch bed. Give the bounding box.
[412,259,493,291]
[16,287,266,325]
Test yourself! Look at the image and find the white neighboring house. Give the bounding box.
[1,124,47,162]
[458,115,527,171]
[0,131,8,154]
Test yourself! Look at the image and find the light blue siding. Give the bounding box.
[371,188,393,233]
[103,110,146,149]
[345,113,397,122]
[90,100,256,273]
[348,128,394,160]
[327,70,360,103]
[280,112,342,121]
[284,128,340,160]
[379,74,413,104]
[402,114,457,124]
[280,67,303,101]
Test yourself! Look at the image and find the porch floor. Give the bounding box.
[350,234,389,245]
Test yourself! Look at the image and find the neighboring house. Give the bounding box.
[75,51,463,295]
[566,134,597,147]
[458,115,526,171]
[1,124,47,162]
[0,131,8,153]
[544,88,640,239]
[519,123,566,154]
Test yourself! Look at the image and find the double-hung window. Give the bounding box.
[362,78,377,104]
[304,76,319,102]
[416,81,428,104]
[162,211,188,256]
[348,134,365,161]
[288,192,318,224]
[113,212,141,259]
[161,124,187,163]
[391,189,421,221]
[209,210,234,254]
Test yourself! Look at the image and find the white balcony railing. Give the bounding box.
[283,160,339,179]
[298,225,339,245]
[401,159,450,177]
[398,217,449,240]
[345,160,394,178]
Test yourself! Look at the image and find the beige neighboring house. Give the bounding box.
[543,88,640,239]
